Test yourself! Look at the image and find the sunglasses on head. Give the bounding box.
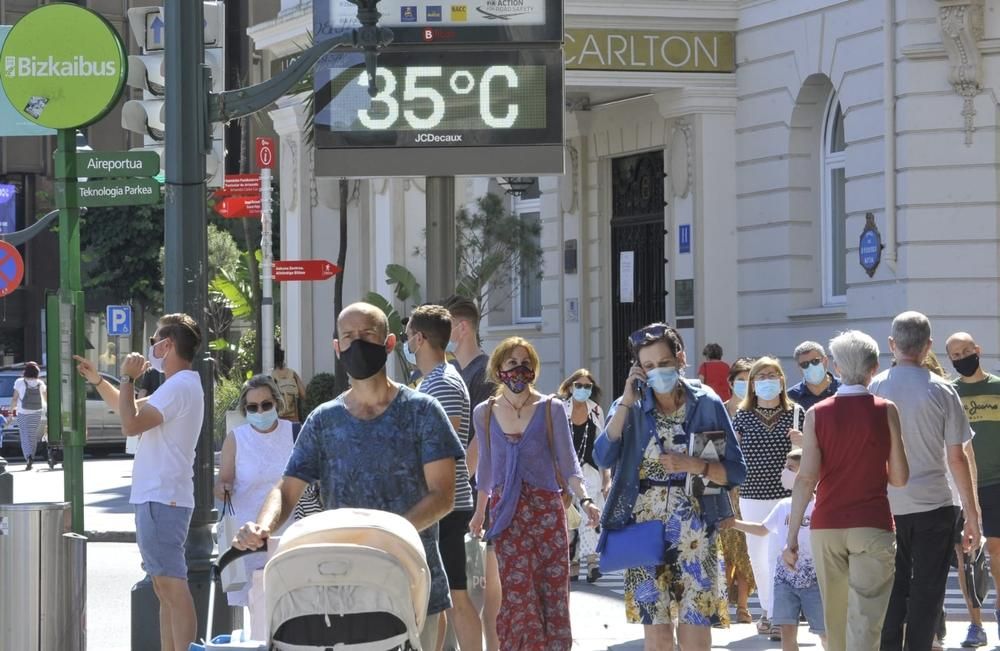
[798,358,823,370]
[573,381,593,390]
[629,324,670,349]
[245,401,274,413]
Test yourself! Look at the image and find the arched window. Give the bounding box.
[821,96,847,303]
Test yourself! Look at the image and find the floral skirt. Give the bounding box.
[624,485,729,627]
[718,487,756,601]
[491,483,572,651]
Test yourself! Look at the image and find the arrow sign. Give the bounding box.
[273,260,341,282]
[213,195,262,219]
[149,14,163,47]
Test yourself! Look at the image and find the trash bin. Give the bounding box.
[0,502,86,650]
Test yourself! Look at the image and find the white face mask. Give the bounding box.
[780,467,798,491]
[148,339,168,373]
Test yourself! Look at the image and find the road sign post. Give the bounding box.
[259,138,275,374]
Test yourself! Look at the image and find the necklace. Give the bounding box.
[502,393,532,417]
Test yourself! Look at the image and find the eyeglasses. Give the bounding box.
[573,382,594,390]
[629,324,670,348]
[798,358,823,370]
[755,372,782,381]
[245,401,274,413]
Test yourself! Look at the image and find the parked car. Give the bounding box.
[0,368,125,458]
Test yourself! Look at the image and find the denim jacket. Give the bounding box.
[593,379,746,531]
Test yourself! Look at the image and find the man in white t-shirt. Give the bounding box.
[75,313,204,651]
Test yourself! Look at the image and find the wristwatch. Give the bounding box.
[580,497,594,507]
[120,374,134,384]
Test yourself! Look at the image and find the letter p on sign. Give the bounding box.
[256,137,275,169]
[106,305,132,337]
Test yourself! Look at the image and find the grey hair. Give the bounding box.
[891,311,931,358]
[793,341,825,359]
[829,330,880,385]
[238,374,285,416]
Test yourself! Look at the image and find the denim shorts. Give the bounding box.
[135,501,193,579]
[772,580,825,634]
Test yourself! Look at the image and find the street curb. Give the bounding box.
[85,530,136,543]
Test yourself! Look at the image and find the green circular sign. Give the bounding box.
[0,3,126,129]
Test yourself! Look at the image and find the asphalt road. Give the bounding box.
[4,457,992,650]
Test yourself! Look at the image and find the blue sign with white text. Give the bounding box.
[679,224,691,254]
[107,305,132,337]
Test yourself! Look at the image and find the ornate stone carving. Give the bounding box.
[308,145,318,209]
[669,118,694,198]
[559,139,579,214]
[938,0,984,145]
[282,139,299,212]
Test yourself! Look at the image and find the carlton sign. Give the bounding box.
[564,29,735,73]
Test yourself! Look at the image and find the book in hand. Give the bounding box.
[686,430,727,497]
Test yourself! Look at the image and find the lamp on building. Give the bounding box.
[497,177,536,197]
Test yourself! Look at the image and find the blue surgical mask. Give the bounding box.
[754,379,782,401]
[733,379,748,399]
[804,363,826,385]
[446,340,457,354]
[647,367,680,394]
[572,386,592,403]
[403,340,418,366]
[246,409,278,431]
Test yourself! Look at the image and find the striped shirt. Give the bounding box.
[419,362,474,511]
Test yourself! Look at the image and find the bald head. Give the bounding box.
[946,331,979,361]
[336,302,389,340]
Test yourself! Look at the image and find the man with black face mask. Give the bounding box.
[233,302,465,649]
[947,331,1000,643]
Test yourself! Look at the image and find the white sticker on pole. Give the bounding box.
[0,516,8,536]
[620,251,635,304]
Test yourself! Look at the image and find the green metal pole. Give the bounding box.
[53,128,86,534]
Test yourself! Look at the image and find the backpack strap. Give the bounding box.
[541,396,570,497]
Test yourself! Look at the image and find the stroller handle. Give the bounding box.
[214,546,264,578]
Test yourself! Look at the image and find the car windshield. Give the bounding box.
[0,375,17,398]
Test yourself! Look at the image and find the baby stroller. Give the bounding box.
[207,508,431,651]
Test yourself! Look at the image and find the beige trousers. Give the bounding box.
[811,527,897,651]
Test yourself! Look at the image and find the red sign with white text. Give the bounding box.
[213,195,262,219]
[213,174,261,197]
[273,260,341,282]
[256,137,275,169]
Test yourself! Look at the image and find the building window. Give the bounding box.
[513,181,542,322]
[822,97,847,303]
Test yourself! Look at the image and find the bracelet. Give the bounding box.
[91,377,104,388]
[580,497,594,506]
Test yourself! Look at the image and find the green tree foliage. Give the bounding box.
[213,374,243,449]
[80,201,164,307]
[454,193,543,316]
[303,372,337,419]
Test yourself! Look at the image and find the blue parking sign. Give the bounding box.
[107,305,132,336]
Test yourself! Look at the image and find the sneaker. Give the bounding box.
[962,623,987,647]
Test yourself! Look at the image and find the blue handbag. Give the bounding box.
[596,520,666,573]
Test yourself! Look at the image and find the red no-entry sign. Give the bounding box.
[273,260,341,282]
[0,241,25,298]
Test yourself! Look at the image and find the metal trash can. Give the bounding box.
[0,502,86,650]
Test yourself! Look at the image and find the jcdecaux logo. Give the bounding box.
[0,4,126,129]
[4,56,119,78]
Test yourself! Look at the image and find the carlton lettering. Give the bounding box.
[564,29,735,73]
[7,55,118,78]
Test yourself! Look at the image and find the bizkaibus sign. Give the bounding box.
[0,4,126,129]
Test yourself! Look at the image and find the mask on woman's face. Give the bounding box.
[646,367,680,394]
[498,365,535,393]
[246,409,278,432]
[572,386,592,403]
[732,379,748,399]
[339,338,389,380]
[780,467,798,491]
[754,378,782,401]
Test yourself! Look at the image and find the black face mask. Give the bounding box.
[952,353,981,378]
[338,338,388,380]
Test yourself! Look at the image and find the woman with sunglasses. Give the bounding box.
[214,375,295,608]
[732,356,805,641]
[469,337,600,650]
[557,369,610,583]
[595,323,746,651]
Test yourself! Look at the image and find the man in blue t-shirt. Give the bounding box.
[234,303,465,648]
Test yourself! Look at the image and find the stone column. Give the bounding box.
[268,95,315,379]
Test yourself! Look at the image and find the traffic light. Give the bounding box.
[123,2,226,186]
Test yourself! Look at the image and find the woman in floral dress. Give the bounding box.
[595,323,747,651]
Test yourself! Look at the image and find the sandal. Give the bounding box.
[769,624,782,641]
[756,616,771,635]
[737,607,752,624]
